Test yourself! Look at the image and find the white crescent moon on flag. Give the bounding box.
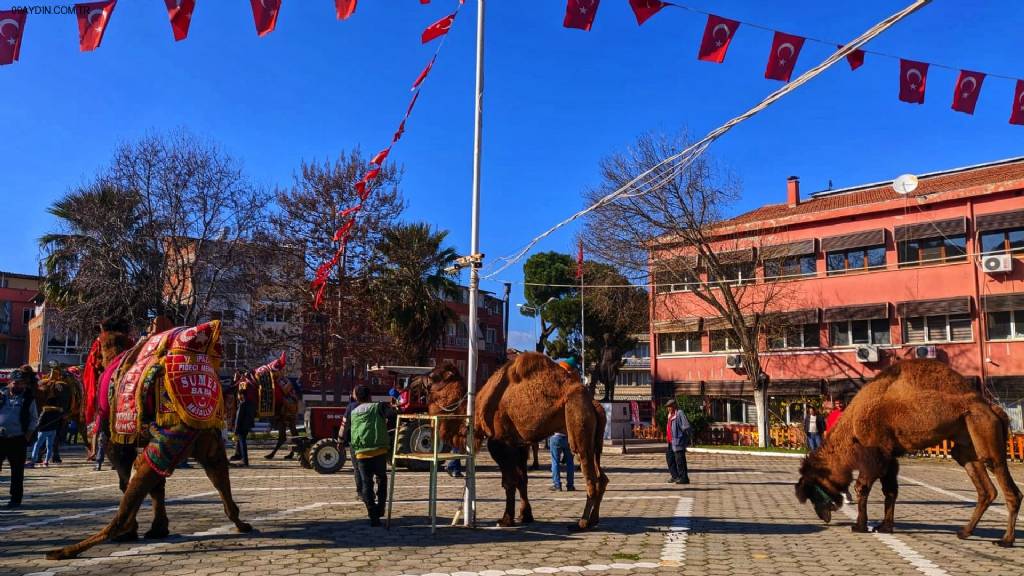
[712,23,731,41]
[0,18,19,38]
[906,68,922,84]
[87,8,106,26]
[777,43,795,59]
[1018,92,1024,111]
[960,76,977,96]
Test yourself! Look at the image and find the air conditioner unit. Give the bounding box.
[725,354,743,369]
[915,345,937,359]
[981,254,1012,274]
[855,345,879,363]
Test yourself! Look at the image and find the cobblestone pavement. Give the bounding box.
[2,444,1023,576]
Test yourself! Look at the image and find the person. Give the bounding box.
[825,399,853,504]
[445,448,463,478]
[343,385,396,526]
[803,406,825,451]
[230,370,256,467]
[548,432,575,491]
[28,389,64,468]
[66,419,79,445]
[343,389,363,495]
[93,427,108,472]
[665,399,691,485]
[0,369,38,507]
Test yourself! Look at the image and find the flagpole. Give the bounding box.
[579,244,585,387]
[463,0,485,529]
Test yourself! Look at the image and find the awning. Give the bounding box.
[821,229,886,253]
[763,309,819,326]
[767,380,823,396]
[976,209,1024,233]
[823,303,888,322]
[760,239,816,260]
[896,297,971,317]
[653,255,699,271]
[894,217,966,242]
[713,247,754,264]
[653,317,702,333]
[982,293,1024,312]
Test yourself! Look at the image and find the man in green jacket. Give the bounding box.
[342,385,395,526]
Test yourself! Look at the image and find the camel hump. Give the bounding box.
[507,352,559,382]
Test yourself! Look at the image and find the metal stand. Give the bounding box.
[385,413,471,535]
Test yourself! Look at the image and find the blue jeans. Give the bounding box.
[806,433,822,451]
[549,434,574,489]
[31,430,57,463]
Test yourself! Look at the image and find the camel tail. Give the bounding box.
[991,402,1012,454]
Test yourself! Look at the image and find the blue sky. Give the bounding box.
[1,0,1022,351]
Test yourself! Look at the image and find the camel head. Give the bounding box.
[423,363,468,449]
[98,317,134,367]
[796,456,844,523]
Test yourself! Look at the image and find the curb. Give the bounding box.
[688,447,806,459]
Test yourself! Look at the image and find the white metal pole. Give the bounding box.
[463,0,485,528]
[579,272,585,385]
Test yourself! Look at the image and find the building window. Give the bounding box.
[258,303,291,323]
[710,398,753,423]
[768,324,820,349]
[0,342,6,365]
[223,338,248,370]
[981,229,1024,255]
[764,255,816,280]
[209,309,237,325]
[829,319,890,346]
[708,263,755,287]
[897,236,967,267]
[903,314,972,343]
[654,269,699,293]
[22,307,34,326]
[485,328,496,343]
[826,246,886,275]
[988,310,1024,341]
[0,301,9,335]
[46,327,84,356]
[709,330,740,352]
[657,332,700,354]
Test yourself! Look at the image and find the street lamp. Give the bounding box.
[517,297,557,353]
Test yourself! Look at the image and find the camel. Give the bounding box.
[228,354,299,460]
[48,318,251,560]
[426,352,609,530]
[795,359,1021,546]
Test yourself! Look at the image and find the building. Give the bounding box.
[26,297,91,369]
[650,157,1024,431]
[0,271,41,368]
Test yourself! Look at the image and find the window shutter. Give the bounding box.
[821,229,886,252]
[949,315,973,341]
[926,316,949,342]
[894,217,966,242]
[904,317,926,343]
[976,209,1024,233]
[715,248,755,264]
[897,297,971,317]
[982,293,1024,312]
[824,303,888,322]
[653,318,702,333]
[761,239,815,260]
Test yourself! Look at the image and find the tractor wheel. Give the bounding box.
[299,447,313,469]
[311,439,345,474]
[396,421,432,472]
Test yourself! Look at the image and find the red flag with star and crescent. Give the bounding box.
[764,31,804,82]
[422,13,455,43]
[698,14,739,63]
[899,59,929,104]
[250,0,280,37]
[839,45,865,71]
[629,0,666,26]
[564,0,600,31]
[951,70,985,115]
[76,0,116,52]
[1010,80,1024,126]
[0,10,27,66]
[164,0,195,42]
[335,0,357,20]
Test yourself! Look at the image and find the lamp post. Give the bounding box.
[517,296,557,353]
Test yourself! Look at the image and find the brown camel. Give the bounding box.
[48,319,251,560]
[426,352,609,530]
[796,359,1021,546]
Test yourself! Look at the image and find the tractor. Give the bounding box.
[293,405,347,474]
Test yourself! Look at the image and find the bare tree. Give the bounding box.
[583,132,796,447]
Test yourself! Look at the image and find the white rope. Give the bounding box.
[482,0,933,280]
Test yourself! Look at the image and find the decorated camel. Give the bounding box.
[796,359,1021,546]
[426,352,609,530]
[48,318,251,560]
[248,353,301,460]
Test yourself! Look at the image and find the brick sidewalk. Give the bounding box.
[2,446,1023,576]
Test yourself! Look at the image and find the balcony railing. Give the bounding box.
[621,357,651,369]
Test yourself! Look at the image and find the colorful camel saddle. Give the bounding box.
[111,321,224,444]
[254,352,294,418]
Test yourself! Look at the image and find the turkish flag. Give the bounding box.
[629,0,666,26]
[0,10,27,66]
[1010,80,1024,126]
[412,55,435,90]
[899,59,928,104]
[336,0,357,20]
[564,0,600,31]
[698,14,739,63]
[164,0,195,42]
[840,45,865,71]
[76,1,116,52]
[951,70,985,115]
[250,0,280,37]
[422,13,454,44]
[371,148,390,165]
[764,32,804,82]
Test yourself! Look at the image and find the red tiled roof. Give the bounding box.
[720,158,1024,230]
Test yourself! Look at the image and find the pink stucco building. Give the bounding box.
[650,157,1024,430]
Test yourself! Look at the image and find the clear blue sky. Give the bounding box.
[1,0,1021,351]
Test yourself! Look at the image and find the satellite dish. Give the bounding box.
[892,174,919,195]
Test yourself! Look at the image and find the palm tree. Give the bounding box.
[371,223,460,365]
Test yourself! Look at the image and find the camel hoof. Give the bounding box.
[956,528,972,540]
[568,521,591,532]
[518,512,534,524]
[144,526,170,539]
[112,531,139,543]
[875,524,894,534]
[496,516,515,528]
[264,454,275,460]
[236,522,254,533]
[994,539,1014,548]
[851,525,869,534]
[46,549,71,561]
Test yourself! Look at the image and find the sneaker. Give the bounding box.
[666,477,678,484]
[549,485,562,492]
[42,462,49,468]
[566,486,576,491]
[676,478,690,485]
[453,471,463,478]
[24,462,34,469]
[4,501,21,508]
[228,454,242,461]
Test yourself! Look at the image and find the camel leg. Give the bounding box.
[565,394,607,531]
[265,422,286,459]
[990,460,1022,547]
[144,476,170,539]
[963,406,1020,546]
[283,423,298,459]
[851,472,878,533]
[109,443,141,541]
[46,457,163,560]
[487,439,518,527]
[515,445,533,524]
[876,459,899,534]
[193,430,253,533]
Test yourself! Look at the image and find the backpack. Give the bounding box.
[0,389,33,434]
[350,402,388,456]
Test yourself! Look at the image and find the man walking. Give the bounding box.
[343,389,363,494]
[0,369,39,507]
[230,370,256,467]
[664,399,691,485]
[343,385,395,526]
[548,432,575,491]
[803,406,824,451]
